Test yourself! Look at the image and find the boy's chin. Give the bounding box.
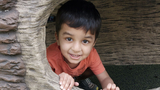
[69,60,81,64]
[69,59,82,64]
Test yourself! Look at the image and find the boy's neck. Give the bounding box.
[64,57,80,69]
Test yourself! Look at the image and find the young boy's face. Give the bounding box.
[56,24,96,67]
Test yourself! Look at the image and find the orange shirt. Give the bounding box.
[47,42,105,77]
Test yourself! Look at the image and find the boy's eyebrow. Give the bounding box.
[84,36,93,40]
[63,32,73,36]
[63,32,93,39]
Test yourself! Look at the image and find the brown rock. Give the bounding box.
[0,54,26,76]
[0,43,21,55]
[0,32,16,44]
[0,9,18,32]
[0,0,17,11]
[0,81,28,90]
[0,75,24,83]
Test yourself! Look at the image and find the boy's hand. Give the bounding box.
[59,72,79,90]
[101,83,120,90]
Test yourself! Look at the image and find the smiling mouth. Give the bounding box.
[70,54,81,59]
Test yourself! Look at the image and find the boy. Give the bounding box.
[47,0,120,90]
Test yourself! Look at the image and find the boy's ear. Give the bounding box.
[93,39,97,46]
[55,33,60,46]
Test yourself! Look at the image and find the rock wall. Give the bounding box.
[0,0,27,89]
[0,0,82,90]
[46,0,160,65]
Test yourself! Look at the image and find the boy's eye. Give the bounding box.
[66,37,72,41]
[82,40,89,44]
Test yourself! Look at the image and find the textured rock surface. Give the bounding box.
[46,0,160,65]
[0,0,82,89]
[0,0,27,89]
[0,32,17,43]
[16,0,82,90]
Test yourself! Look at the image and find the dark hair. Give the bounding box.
[56,0,101,40]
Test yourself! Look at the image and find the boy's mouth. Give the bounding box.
[69,54,81,60]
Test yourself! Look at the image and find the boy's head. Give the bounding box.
[55,0,101,66]
[56,0,101,40]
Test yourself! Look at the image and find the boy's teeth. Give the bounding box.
[72,54,79,57]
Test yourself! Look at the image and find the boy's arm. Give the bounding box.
[96,70,120,90]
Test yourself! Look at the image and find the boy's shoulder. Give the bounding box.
[47,42,60,56]
[90,47,97,55]
[47,42,59,50]
[87,47,99,60]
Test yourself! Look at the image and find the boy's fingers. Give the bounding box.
[101,84,119,90]
[116,87,120,90]
[59,73,66,89]
[59,75,63,85]
[111,84,116,90]
[60,81,65,90]
[74,82,79,86]
[62,76,69,90]
[64,83,69,90]
[64,77,72,90]
[68,79,74,90]
[107,83,112,89]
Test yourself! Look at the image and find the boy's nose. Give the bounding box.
[72,42,81,52]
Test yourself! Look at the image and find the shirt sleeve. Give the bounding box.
[47,43,57,73]
[89,48,105,75]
